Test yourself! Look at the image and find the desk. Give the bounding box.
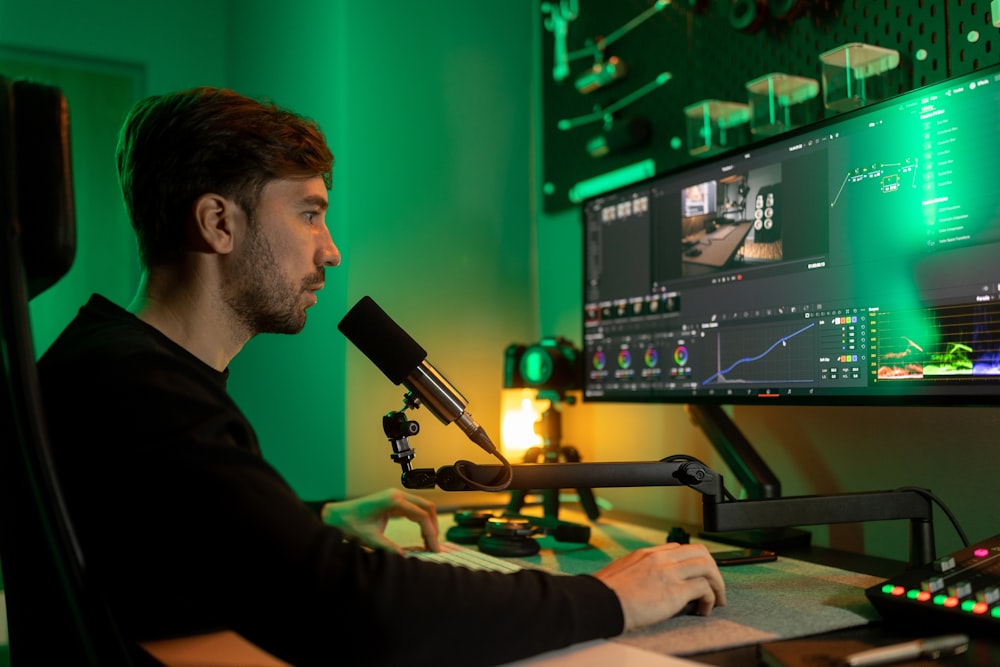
[389,505,1000,666]
[682,221,753,272]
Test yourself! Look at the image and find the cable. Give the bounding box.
[894,486,970,547]
[453,442,513,492]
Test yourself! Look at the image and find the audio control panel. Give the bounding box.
[866,533,1000,634]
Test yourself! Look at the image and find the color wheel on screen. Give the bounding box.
[592,351,606,370]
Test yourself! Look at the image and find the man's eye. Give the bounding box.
[304,211,318,223]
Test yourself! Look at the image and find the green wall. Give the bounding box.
[224,1,539,500]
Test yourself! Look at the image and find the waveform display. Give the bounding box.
[701,322,817,386]
[875,302,1000,379]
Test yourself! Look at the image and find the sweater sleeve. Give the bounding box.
[116,442,624,667]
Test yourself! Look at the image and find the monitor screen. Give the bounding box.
[581,63,1000,406]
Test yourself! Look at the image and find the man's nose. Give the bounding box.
[319,227,341,267]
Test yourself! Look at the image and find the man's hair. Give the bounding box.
[115,87,334,267]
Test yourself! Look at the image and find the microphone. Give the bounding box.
[337,296,497,456]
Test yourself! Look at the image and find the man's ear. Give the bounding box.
[192,193,242,255]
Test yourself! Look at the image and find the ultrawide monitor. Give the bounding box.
[581,63,1000,406]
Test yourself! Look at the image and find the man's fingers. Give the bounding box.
[392,493,441,552]
[593,541,728,630]
[664,548,727,609]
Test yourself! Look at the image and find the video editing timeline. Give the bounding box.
[582,63,1000,405]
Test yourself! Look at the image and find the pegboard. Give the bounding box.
[540,0,1000,214]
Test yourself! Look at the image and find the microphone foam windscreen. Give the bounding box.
[338,296,427,385]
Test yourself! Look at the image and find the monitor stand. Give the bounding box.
[686,404,811,550]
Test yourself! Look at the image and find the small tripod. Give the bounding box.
[505,400,601,521]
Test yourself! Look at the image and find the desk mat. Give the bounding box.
[614,555,882,656]
[387,508,884,656]
[517,513,883,656]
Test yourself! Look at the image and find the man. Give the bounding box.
[38,87,725,666]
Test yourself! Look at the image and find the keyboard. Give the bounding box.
[865,532,1000,634]
[407,542,529,573]
[705,225,735,240]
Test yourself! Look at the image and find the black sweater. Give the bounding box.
[37,295,623,666]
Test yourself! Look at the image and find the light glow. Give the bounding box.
[499,389,548,459]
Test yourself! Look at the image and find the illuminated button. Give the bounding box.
[916,591,931,602]
[992,607,1000,619]
[933,556,956,572]
[972,602,989,615]
[943,597,960,608]
[922,577,945,593]
[933,594,948,606]
[974,548,989,558]
[961,599,976,612]
[880,584,895,594]
[977,585,1000,605]
[890,585,906,596]
[906,589,920,600]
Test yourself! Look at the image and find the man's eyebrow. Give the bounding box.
[299,195,329,210]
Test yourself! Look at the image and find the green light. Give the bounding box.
[932,594,947,605]
[906,589,920,600]
[569,159,655,203]
[520,347,553,385]
[961,599,976,612]
[880,584,894,594]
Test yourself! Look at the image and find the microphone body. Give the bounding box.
[338,296,494,453]
[406,361,480,435]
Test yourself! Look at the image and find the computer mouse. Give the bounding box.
[685,247,702,257]
[675,600,700,617]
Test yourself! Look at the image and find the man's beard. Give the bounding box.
[224,221,322,336]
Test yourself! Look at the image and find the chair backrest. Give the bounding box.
[0,74,144,666]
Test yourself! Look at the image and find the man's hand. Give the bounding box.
[321,488,440,554]
[594,542,727,631]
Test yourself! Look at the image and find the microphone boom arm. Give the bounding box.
[425,459,937,565]
[434,460,722,499]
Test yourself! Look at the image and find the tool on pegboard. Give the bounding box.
[543,0,671,90]
[542,0,579,83]
[557,71,672,131]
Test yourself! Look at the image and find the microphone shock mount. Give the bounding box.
[382,408,437,489]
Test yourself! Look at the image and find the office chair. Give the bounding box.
[0,73,158,666]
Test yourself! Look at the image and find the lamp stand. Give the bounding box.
[505,404,601,521]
